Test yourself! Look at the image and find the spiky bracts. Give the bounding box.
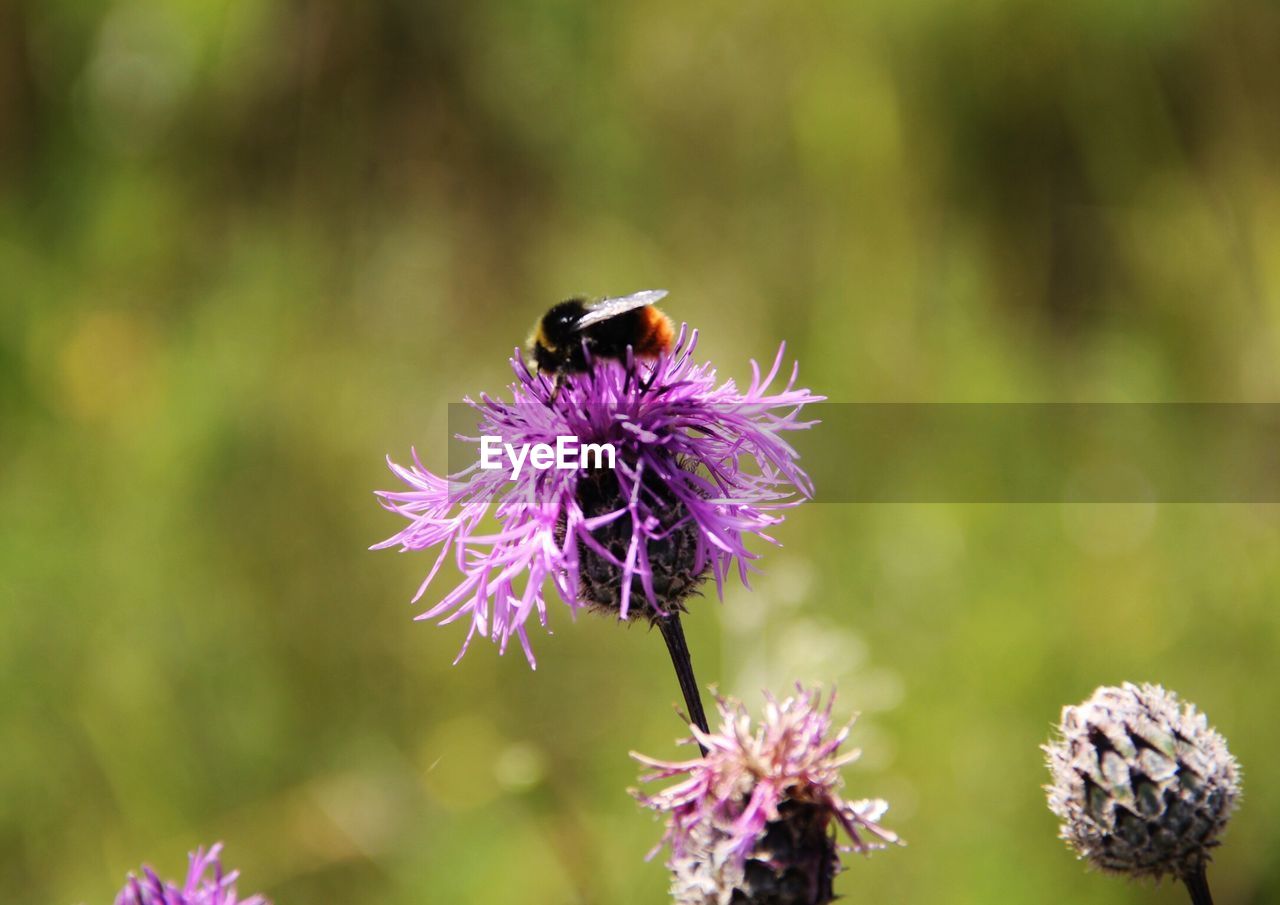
[1044,683,1240,887]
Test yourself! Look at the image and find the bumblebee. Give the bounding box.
[528,289,675,376]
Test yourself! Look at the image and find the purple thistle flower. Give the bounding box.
[115,844,268,905]
[373,325,821,668]
[633,687,899,905]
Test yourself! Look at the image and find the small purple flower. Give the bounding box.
[115,844,268,905]
[633,687,899,904]
[374,326,821,667]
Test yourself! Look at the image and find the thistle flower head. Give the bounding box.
[1044,682,1241,882]
[633,687,898,905]
[115,844,268,905]
[374,326,821,666]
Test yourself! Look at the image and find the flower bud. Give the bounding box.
[1044,682,1240,882]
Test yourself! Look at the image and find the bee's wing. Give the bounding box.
[573,289,668,330]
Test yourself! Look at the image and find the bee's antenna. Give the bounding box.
[639,361,659,396]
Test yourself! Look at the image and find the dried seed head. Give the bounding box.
[1044,682,1241,882]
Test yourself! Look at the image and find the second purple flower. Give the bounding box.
[633,687,899,904]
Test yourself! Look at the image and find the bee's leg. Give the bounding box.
[623,349,657,396]
[639,364,659,395]
[547,372,566,406]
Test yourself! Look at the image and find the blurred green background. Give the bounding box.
[2,1,1279,903]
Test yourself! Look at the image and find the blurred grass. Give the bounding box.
[2,1,1280,903]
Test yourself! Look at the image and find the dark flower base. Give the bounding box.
[731,801,839,905]
[565,467,709,620]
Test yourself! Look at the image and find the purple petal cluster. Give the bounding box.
[374,327,821,666]
[115,844,268,905]
[633,687,898,869]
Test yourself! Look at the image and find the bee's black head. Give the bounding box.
[539,298,589,348]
